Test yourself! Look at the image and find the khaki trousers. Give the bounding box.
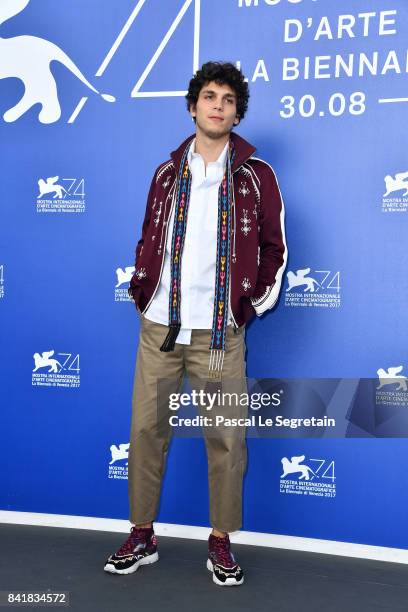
[128,313,248,533]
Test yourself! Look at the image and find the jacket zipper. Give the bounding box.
[141,179,177,314]
[228,276,238,332]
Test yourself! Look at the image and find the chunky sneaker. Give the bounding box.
[104,526,158,575]
[207,533,244,586]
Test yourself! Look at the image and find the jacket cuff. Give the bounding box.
[250,283,278,316]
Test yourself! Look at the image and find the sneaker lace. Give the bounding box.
[211,536,236,568]
[117,527,149,556]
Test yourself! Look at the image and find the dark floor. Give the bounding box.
[1,524,408,611]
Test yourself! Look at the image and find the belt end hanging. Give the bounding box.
[160,324,181,352]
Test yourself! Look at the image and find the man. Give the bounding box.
[104,61,287,586]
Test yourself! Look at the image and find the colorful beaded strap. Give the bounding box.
[160,140,235,378]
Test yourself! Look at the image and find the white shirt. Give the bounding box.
[144,138,232,344]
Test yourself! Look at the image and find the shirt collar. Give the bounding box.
[187,138,229,169]
[171,132,256,175]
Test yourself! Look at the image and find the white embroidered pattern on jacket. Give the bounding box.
[251,285,272,306]
[241,163,261,218]
[154,201,163,227]
[162,176,171,189]
[244,161,261,187]
[156,160,174,183]
[242,277,252,291]
[240,209,251,236]
[239,181,250,197]
[157,179,177,255]
[157,225,164,254]
[240,166,260,202]
[135,267,147,279]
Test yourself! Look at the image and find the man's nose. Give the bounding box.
[213,99,223,110]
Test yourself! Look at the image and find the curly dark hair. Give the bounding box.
[185,61,249,124]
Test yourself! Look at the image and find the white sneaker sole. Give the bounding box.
[206,558,244,586]
[104,551,159,575]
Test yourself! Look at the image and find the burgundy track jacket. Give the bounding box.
[129,131,288,328]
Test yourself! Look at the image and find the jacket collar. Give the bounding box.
[170,131,256,174]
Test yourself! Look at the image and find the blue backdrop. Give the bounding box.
[1,0,408,549]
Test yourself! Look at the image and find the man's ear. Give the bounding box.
[234,116,240,125]
[190,103,196,118]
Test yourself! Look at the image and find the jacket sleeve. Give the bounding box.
[250,163,287,316]
[128,169,157,302]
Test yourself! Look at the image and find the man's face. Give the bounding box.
[190,81,240,139]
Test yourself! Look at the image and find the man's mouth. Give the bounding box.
[209,116,223,122]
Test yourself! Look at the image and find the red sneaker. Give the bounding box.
[104,526,158,575]
[207,533,244,586]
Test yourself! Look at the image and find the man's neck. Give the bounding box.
[194,130,230,167]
